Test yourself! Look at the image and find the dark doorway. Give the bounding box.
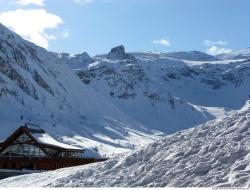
[21,163,33,170]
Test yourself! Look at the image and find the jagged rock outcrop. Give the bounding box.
[107,45,135,60]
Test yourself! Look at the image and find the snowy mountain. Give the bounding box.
[56,52,93,69]
[217,47,250,60]
[1,21,250,187]
[1,21,250,159]
[0,23,160,157]
[1,107,250,187]
[59,45,250,134]
[163,50,220,61]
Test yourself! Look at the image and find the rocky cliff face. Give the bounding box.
[107,45,135,60]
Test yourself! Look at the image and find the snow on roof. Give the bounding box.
[21,123,81,150]
[32,132,82,150]
[31,132,101,158]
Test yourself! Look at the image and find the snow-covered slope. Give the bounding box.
[1,21,250,158]
[217,47,250,60]
[1,107,250,187]
[0,23,159,157]
[60,45,250,133]
[163,50,220,61]
[56,52,93,69]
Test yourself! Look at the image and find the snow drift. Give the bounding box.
[1,107,250,187]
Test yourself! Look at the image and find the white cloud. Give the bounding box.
[153,39,171,46]
[203,39,232,55]
[203,40,227,46]
[15,0,45,6]
[0,9,63,48]
[206,46,232,55]
[60,29,70,38]
[74,0,94,4]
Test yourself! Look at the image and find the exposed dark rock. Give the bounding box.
[0,87,17,97]
[144,91,160,103]
[0,57,38,100]
[76,70,92,84]
[118,92,136,99]
[200,78,225,89]
[107,45,136,61]
[33,70,54,95]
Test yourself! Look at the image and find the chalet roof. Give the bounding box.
[25,123,46,134]
[22,123,82,150]
[0,124,84,152]
[26,127,45,134]
[32,133,81,150]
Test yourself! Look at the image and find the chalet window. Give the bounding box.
[57,151,84,158]
[44,148,58,157]
[15,134,31,143]
[1,144,46,157]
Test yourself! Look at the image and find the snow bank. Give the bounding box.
[1,109,250,187]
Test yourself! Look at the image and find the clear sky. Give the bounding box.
[0,0,249,56]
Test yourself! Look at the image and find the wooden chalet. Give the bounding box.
[0,123,107,170]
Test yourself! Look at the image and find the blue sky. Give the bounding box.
[0,0,249,55]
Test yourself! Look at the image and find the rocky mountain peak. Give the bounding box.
[71,52,93,64]
[107,45,125,59]
[107,45,135,60]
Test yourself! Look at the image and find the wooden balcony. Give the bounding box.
[0,156,108,170]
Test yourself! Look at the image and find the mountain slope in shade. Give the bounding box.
[0,23,160,157]
[1,107,250,187]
